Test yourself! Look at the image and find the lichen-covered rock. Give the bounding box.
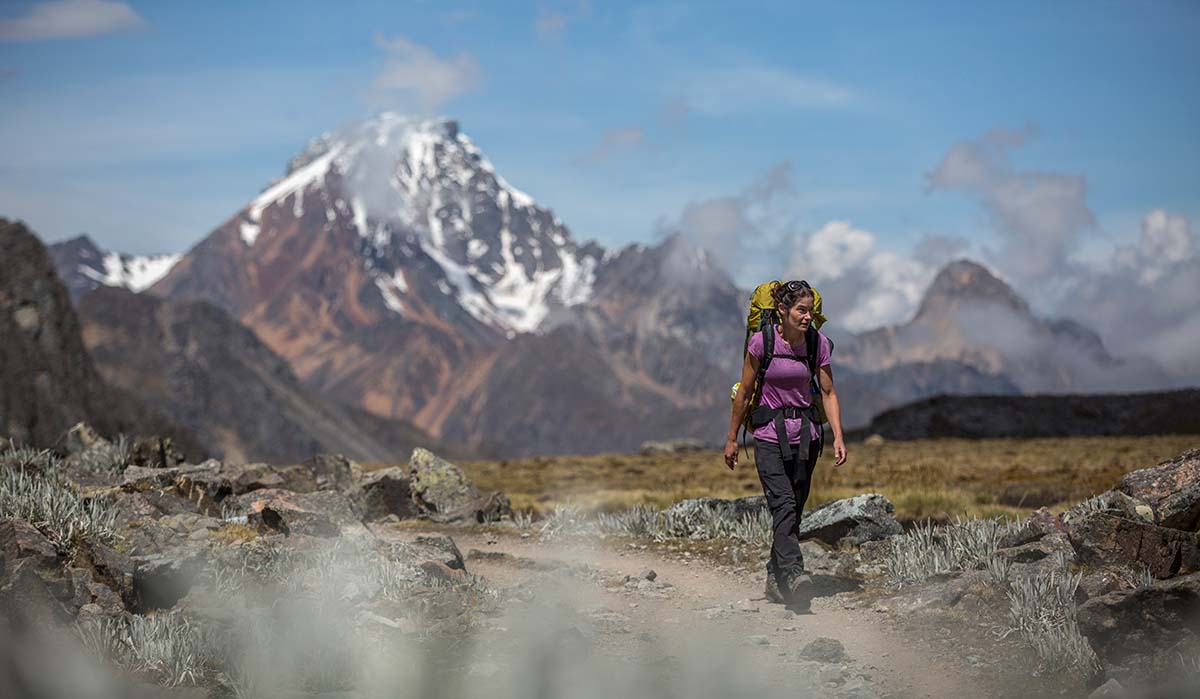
[1077,572,1200,687]
[797,493,903,546]
[408,448,511,524]
[1118,448,1200,532]
[1068,511,1200,579]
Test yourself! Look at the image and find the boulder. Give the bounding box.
[237,489,362,538]
[797,494,903,546]
[0,519,58,568]
[358,467,418,521]
[1118,448,1200,531]
[408,448,512,524]
[1077,572,1200,685]
[1068,511,1200,579]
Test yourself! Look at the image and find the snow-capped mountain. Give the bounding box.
[227,114,602,337]
[48,235,180,303]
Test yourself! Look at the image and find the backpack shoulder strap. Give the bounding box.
[805,327,821,389]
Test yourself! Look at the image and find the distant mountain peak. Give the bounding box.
[913,258,1028,322]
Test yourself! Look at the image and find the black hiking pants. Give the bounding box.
[754,439,820,587]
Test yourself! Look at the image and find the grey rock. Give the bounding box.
[640,568,657,581]
[1118,447,1200,531]
[121,461,220,492]
[800,636,848,663]
[357,467,418,521]
[0,558,69,622]
[238,488,363,538]
[0,519,58,567]
[798,494,902,546]
[999,507,1066,548]
[302,453,358,492]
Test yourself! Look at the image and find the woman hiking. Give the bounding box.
[724,279,847,611]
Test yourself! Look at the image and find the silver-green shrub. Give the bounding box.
[0,459,118,551]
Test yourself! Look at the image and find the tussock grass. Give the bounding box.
[0,446,118,551]
[445,435,1198,521]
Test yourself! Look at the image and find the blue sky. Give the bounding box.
[1,0,1197,268]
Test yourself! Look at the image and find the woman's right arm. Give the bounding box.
[725,353,760,469]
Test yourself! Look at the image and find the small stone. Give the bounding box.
[640,568,657,581]
[742,635,770,646]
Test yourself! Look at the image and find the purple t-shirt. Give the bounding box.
[746,328,832,444]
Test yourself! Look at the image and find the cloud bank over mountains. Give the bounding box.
[661,126,1199,388]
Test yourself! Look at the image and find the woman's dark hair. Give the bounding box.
[772,279,814,309]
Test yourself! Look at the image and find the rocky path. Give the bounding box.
[382,527,982,699]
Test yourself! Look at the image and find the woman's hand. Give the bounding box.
[833,437,847,466]
[724,438,739,470]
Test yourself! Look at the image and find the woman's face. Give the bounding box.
[780,296,814,334]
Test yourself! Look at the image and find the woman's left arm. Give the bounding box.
[819,364,847,466]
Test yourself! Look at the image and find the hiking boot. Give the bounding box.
[764,568,785,604]
[786,573,813,612]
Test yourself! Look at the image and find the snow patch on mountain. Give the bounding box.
[81,251,181,293]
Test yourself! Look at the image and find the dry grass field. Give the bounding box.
[446,435,1200,523]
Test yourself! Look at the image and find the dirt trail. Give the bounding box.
[386,527,981,699]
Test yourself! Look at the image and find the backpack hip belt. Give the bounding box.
[749,404,822,461]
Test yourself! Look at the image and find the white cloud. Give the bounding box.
[1062,210,1200,384]
[371,35,481,112]
[0,0,143,41]
[793,221,936,332]
[929,125,1094,282]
